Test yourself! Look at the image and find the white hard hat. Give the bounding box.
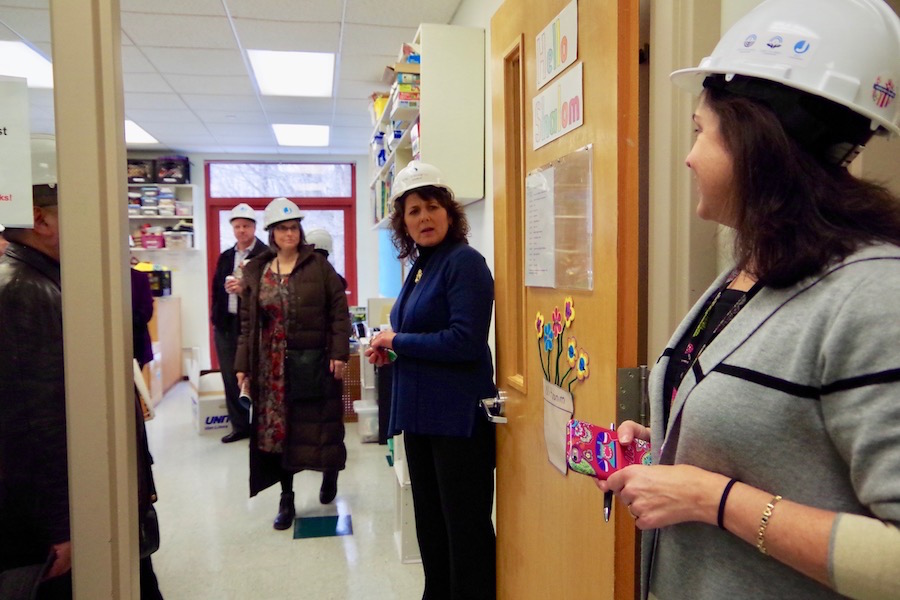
[229,203,256,223]
[31,133,57,186]
[671,0,900,138]
[305,228,333,254]
[389,160,454,205]
[263,197,304,230]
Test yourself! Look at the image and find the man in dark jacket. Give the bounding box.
[210,203,265,443]
[0,184,72,598]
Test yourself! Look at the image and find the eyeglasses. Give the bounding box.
[274,223,300,233]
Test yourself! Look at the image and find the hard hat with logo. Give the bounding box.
[263,197,304,230]
[229,203,256,223]
[305,228,333,254]
[671,0,900,138]
[388,160,454,205]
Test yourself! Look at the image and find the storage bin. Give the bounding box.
[156,155,189,184]
[127,159,155,183]
[163,231,192,249]
[175,201,192,216]
[352,400,378,443]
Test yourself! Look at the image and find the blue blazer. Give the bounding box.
[388,241,496,437]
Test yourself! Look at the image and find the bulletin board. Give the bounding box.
[524,145,593,290]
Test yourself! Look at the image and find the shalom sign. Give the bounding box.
[533,62,583,150]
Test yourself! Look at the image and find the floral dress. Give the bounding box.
[255,264,290,453]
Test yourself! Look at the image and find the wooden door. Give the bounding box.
[491,1,642,598]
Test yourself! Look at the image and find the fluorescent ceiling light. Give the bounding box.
[0,41,53,88]
[125,120,159,144]
[248,50,334,97]
[272,124,330,147]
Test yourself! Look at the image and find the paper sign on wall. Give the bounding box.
[533,62,583,150]
[0,76,34,228]
[525,167,555,287]
[535,0,578,90]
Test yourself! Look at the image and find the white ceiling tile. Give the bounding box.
[125,92,191,111]
[225,0,342,21]
[121,46,156,73]
[266,111,331,125]
[166,74,256,96]
[121,14,237,49]
[204,122,271,137]
[336,79,385,101]
[337,53,394,82]
[182,94,261,111]
[341,24,416,57]
[260,96,333,115]
[125,109,203,125]
[334,98,369,115]
[124,73,174,93]
[120,0,225,16]
[325,112,371,128]
[212,136,279,148]
[346,0,460,28]
[234,19,340,53]
[142,122,213,138]
[200,110,268,124]
[142,47,247,76]
[0,7,50,43]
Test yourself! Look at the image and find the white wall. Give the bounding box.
[449,0,505,274]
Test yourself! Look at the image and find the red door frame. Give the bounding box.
[205,161,357,369]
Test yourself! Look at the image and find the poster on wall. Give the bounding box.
[0,76,34,228]
[532,62,583,150]
[535,0,578,90]
[524,145,593,291]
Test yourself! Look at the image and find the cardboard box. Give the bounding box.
[191,372,230,435]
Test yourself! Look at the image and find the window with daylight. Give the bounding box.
[205,161,357,368]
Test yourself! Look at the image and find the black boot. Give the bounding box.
[319,471,338,504]
[273,491,295,530]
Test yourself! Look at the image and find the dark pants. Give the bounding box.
[404,416,496,600]
[214,322,249,435]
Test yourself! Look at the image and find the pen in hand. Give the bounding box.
[603,422,615,522]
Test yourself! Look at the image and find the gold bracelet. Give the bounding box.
[756,494,782,555]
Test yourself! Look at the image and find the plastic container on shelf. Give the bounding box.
[175,201,192,216]
[352,400,378,443]
[163,231,192,250]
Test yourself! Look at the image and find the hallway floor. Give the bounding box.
[147,382,424,599]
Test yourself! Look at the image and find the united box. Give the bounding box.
[191,372,230,435]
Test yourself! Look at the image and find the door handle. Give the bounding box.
[481,390,508,424]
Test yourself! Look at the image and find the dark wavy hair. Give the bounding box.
[389,185,470,260]
[702,78,900,288]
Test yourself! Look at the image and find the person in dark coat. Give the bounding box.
[235,197,351,530]
[0,184,72,599]
[366,161,497,600]
[210,203,266,443]
[131,268,154,368]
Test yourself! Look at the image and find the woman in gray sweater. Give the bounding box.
[599,1,900,598]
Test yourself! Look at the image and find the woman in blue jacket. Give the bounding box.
[367,161,497,600]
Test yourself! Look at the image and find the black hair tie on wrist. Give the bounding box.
[718,478,739,531]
